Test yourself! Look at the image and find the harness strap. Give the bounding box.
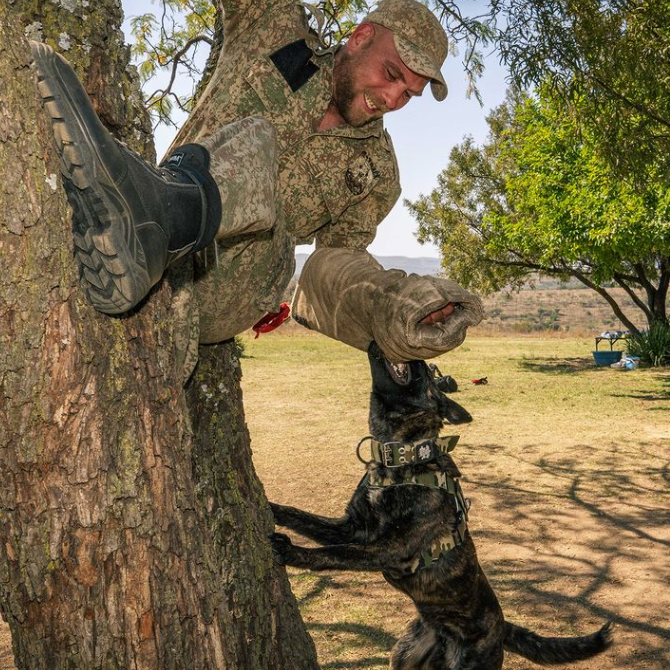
[366,469,469,574]
[410,503,467,573]
[362,435,469,574]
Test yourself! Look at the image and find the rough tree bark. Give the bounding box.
[0,2,318,668]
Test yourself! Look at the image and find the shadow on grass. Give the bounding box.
[518,357,596,374]
[609,373,670,404]
[307,621,396,669]
[610,391,670,402]
[288,438,670,670]
[662,462,670,488]
[293,574,341,606]
[465,441,670,669]
[321,659,391,669]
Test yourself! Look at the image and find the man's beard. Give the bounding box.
[332,48,378,128]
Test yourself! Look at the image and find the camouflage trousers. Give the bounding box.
[171,117,295,382]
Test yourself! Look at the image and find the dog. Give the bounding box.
[270,342,612,669]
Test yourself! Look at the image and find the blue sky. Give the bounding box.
[120,0,508,258]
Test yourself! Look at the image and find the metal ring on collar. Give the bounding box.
[356,436,375,464]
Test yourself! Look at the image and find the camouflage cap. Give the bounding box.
[364,0,449,101]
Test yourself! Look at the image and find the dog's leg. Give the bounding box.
[270,533,415,576]
[454,648,503,670]
[390,618,442,670]
[452,630,503,670]
[270,502,357,545]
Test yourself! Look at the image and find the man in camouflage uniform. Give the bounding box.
[30,0,484,379]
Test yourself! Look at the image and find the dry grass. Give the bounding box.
[242,329,670,670]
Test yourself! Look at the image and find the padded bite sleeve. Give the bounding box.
[292,247,484,361]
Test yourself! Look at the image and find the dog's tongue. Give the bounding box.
[385,358,411,385]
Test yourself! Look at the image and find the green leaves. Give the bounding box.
[495,0,670,187]
[128,0,215,127]
[626,319,670,366]
[501,91,670,280]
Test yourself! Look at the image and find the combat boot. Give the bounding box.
[30,41,221,315]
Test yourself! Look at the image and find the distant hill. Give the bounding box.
[294,253,442,277]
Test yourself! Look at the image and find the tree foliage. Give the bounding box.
[129,0,216,127]
[493,0,670,188]
[408,88,670,333]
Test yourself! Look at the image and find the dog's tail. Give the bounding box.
[503,620,613,665]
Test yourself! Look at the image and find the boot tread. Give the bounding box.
[31,40,151,314]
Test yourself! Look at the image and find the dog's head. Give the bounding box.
[367,342,472,444]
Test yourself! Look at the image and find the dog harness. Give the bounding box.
[357,435,469,574]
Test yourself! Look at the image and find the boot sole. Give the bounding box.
[30,41,151,315]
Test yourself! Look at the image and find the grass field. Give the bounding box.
[241,328,670,670]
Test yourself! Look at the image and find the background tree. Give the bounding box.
[0,1,317,667]
[408,88,670,335]
[493,0,670,188]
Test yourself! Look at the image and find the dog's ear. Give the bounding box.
[421,358,473,424]
[437,393,472,424]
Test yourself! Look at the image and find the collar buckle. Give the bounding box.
[381,441,408,467]
[364,435,460,467]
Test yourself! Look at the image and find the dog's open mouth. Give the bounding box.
[384,358,411,385]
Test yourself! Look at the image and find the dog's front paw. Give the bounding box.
[270,532,296,566]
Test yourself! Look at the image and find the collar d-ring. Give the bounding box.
[356,435,375,464]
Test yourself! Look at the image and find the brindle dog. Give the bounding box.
[270,342,612,669]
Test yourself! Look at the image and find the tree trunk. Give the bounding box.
[0,3,318,668]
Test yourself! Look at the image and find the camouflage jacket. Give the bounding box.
[175,0,401,249]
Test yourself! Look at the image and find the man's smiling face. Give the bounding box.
[331,22,430,128]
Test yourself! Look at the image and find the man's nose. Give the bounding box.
[382,86,406,112]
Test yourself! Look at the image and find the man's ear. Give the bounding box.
[347,22,375,52]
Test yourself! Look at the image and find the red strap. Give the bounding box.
[252,303,291,338]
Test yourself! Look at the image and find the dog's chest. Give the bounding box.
[364,481,442,519]
[366,487,385,508]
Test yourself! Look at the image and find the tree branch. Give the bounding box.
[571,270,641,334]
[612,271,653,324]
[145,35,214,114]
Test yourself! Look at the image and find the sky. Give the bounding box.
[120,0,509,258]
